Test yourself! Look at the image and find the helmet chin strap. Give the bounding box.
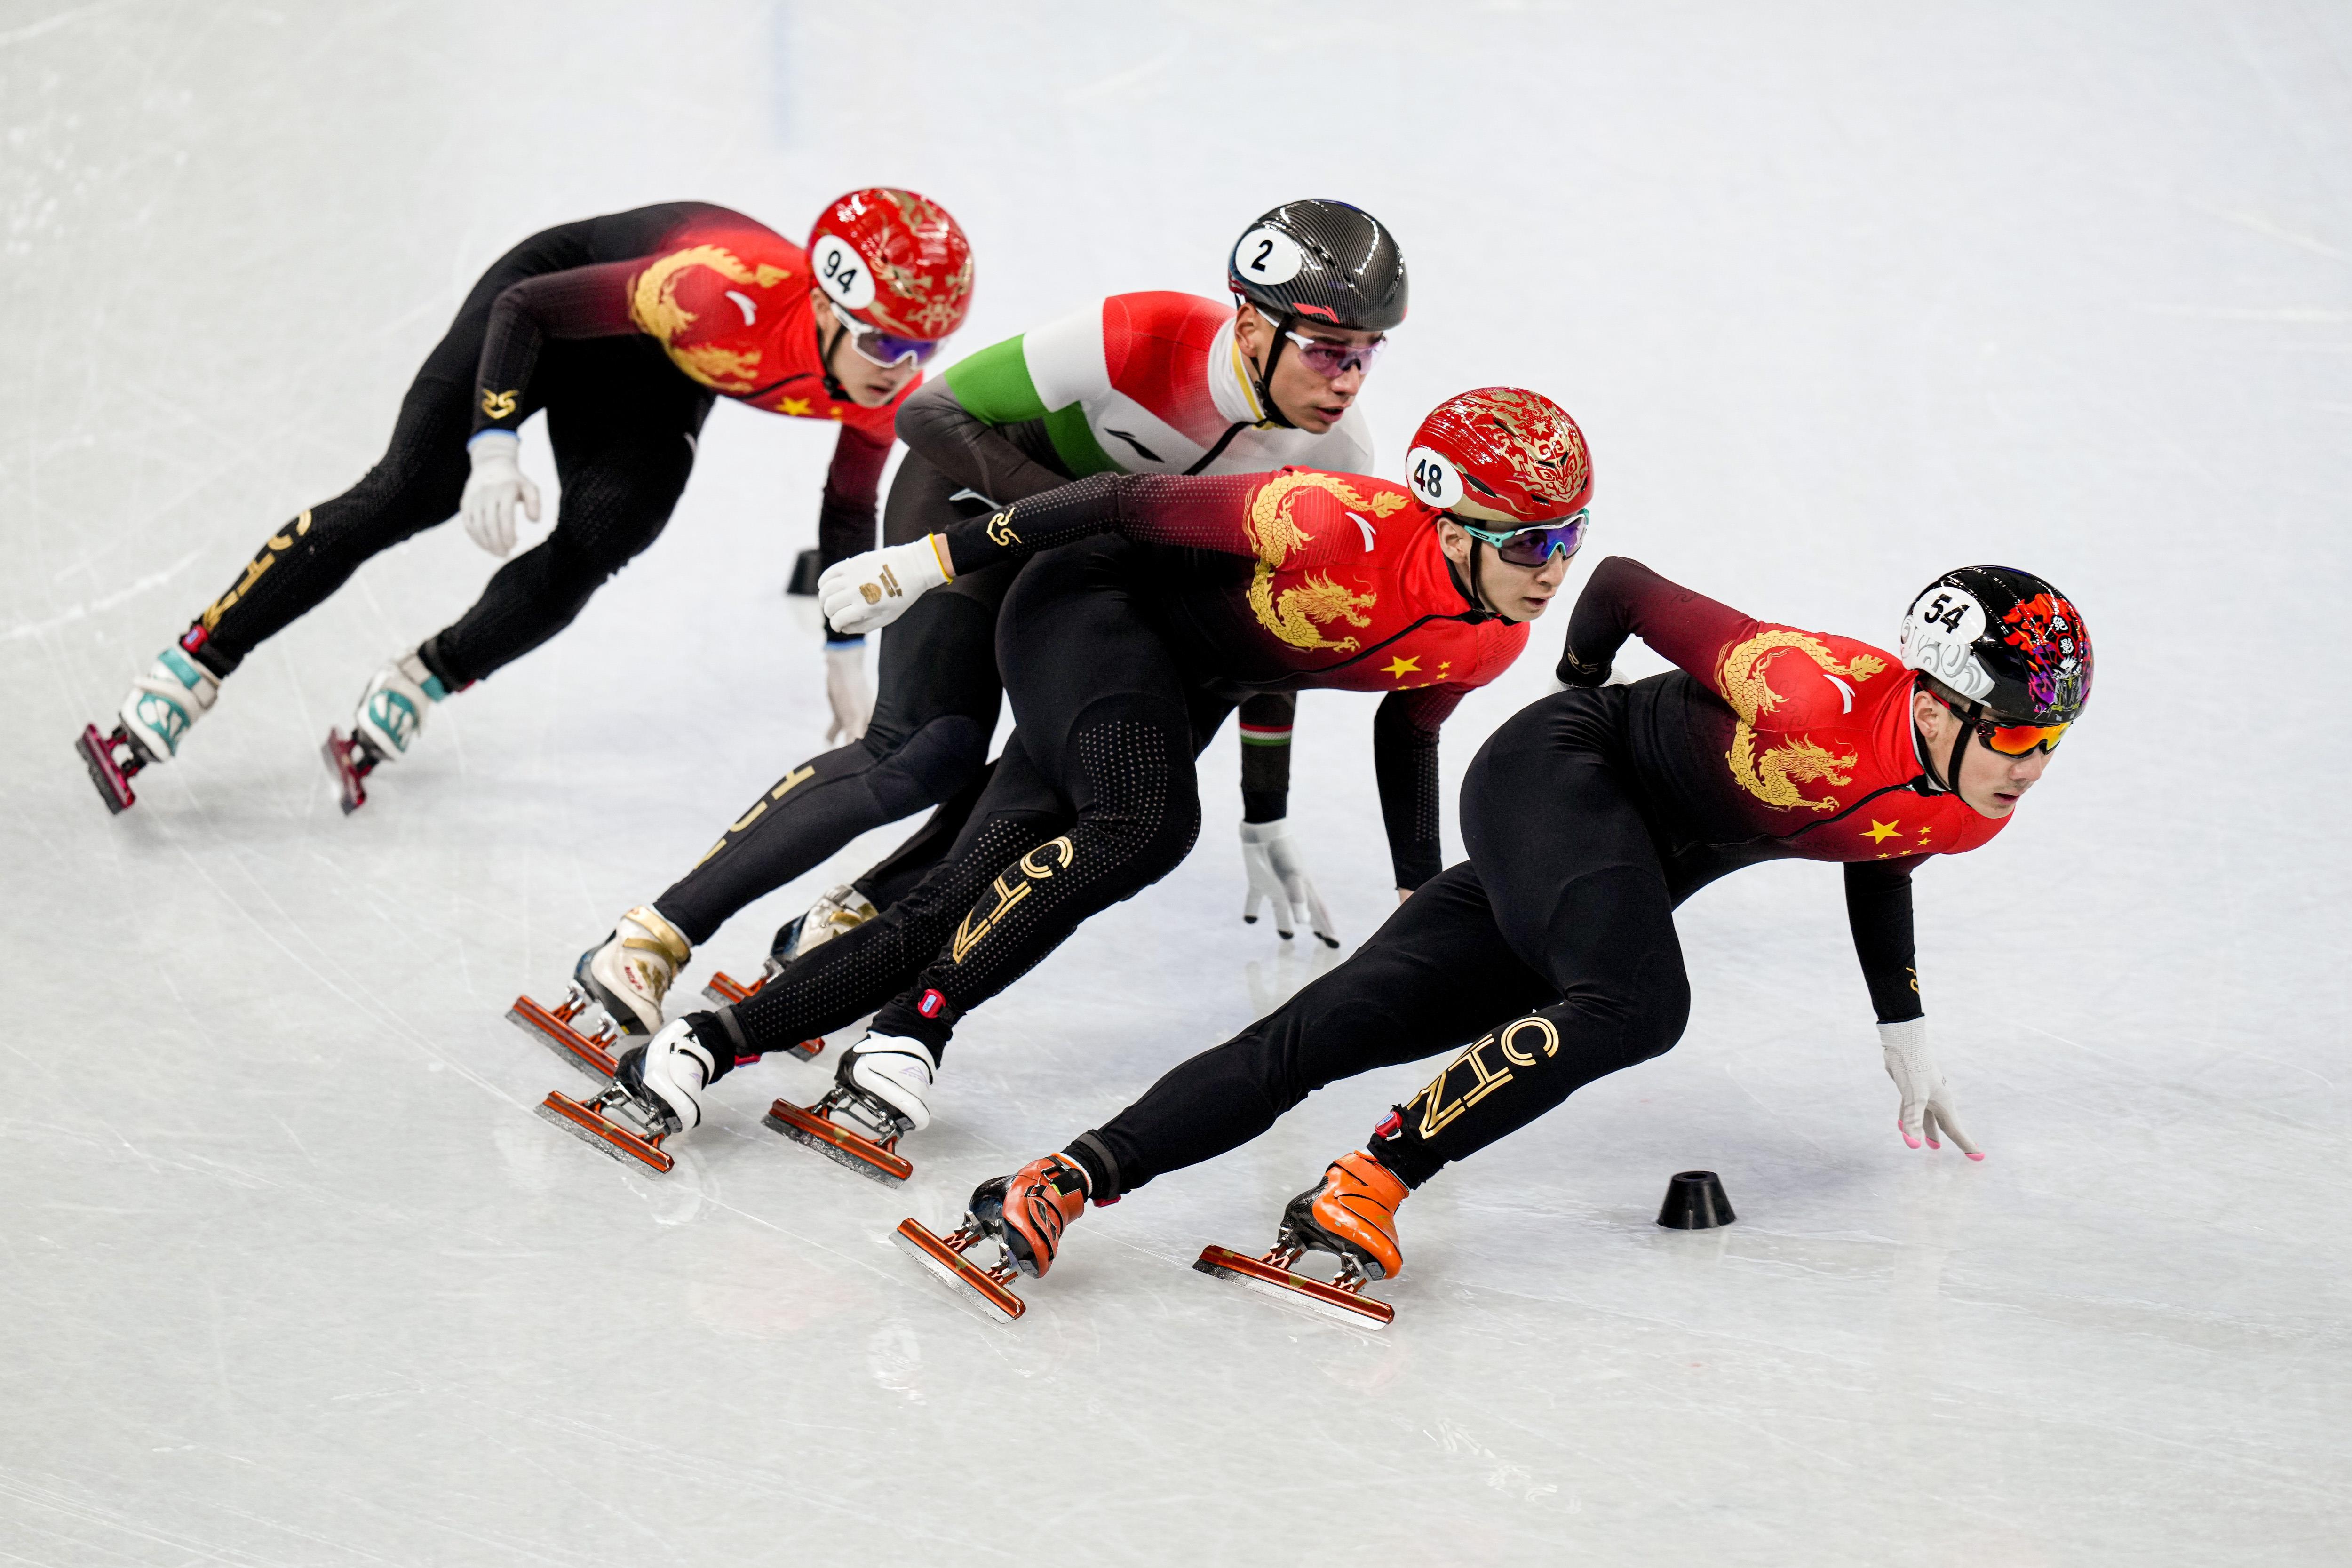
[1918,692,1973,795]
[818,316,851,402]
[1460,537,1517,623]
[1246,309,1297,430]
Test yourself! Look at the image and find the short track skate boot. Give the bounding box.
[535,1018,716,1176]
[763,1033,933,1186]
[1194,1150,1408,1328]
[78,646,220,813]
[508,907,694,1082]
[892,1155,1092,1324]
[703,883,878,1008]
[323,647,447,812]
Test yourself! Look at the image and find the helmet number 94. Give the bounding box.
[811,233,876,310]
[1406,446,1463,509]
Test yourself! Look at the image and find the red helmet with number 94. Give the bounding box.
[1404,387,1593,539]
[806,188,975,352]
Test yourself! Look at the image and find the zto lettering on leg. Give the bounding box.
[202,510,311,629]
[691,765,816,868]
[950,837,1075,964]
[1406,1017,1558,1141]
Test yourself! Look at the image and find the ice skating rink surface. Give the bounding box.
[5,3,2348,1563]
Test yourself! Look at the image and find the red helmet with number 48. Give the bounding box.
[806,188,975,345]
[1404,387,1592,527]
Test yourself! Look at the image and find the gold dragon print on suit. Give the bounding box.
[1717,629,1888,811]
[1241,472,1406,653]
[629,245,794,393]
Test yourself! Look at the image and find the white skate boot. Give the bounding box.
[323,646,448,812]
[535,1017,717,1176]
[763,1033,938,1186]
[509,905,694,1082]
[578,906,693,1037]
[79,646,221,812]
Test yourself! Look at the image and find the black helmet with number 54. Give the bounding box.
[1228,199,1408,333]
[1898,566,2093,725]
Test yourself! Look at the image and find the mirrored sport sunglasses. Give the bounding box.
[1927,687,2070,756]
[830,301,940,369]
[1454,508,1590,568]
[1279,326,1386,379]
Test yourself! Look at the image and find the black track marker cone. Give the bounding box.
[1657,1170,1735,1229]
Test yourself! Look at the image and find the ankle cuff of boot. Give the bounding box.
[872,992,956,1056]
[1065,1131,1122,1202]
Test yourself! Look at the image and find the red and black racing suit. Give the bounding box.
[1046,556,2013,1200]
[694,468,1531,1070]
[176,203,901,688]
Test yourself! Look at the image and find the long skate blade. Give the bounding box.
[321,730,369,814]
[1193,1244,1394,1329]
[505,995,623,1082]
[891,1219,1025,1323]
[535,1091,674,1175]
[702,969,763,1006]
[763,1099,911,1186]
[75,725,136,814]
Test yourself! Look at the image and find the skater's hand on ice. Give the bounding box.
[1240,819,1338,948]
[460,431,541,557]
[824,639,874,744]
[1879,1018,1983,1160]
[818,536,952,636]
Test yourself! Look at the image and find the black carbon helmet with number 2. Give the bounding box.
[1227,199,1408,332]
[1898,566,2093,725]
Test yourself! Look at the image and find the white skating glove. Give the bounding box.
[459,430,541,558]
[818,535,952,636]
[1879,1017,1983,1161]
[825,640,874,745]
[1240,818,1339,949]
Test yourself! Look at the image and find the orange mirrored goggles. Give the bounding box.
[1926,686,2069,756]
[1976,717,2070,756]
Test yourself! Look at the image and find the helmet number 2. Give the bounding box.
[1233,225,1304,286]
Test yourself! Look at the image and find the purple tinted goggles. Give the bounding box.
[831,301,940,369]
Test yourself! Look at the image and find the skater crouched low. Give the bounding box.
[905,556,2094,1322]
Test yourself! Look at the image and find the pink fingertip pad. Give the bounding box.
[1966,1150,1986,1162]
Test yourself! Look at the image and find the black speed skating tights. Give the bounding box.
[1072,687,1696,1197]
[652,452,1013,947]
[715,537,1224,1066]
[184,218,714,688]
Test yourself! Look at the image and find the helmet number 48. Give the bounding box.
[1406,446,1463,509]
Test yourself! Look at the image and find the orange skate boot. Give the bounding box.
[1195,1149,1408,1327]
[894,1154,1095,1324]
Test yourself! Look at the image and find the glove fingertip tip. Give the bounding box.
[1965,1150,1986,1162]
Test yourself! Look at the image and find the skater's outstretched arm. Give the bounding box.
[894,376,1067,507]
[1557,555,1760,692]
[1843,858,1923,1026]
[816,423,892,572]
[1372,686,1465,894]
[469,263,643,436]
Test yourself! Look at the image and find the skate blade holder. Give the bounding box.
[535,1084,675,1174]
[75,724,145,815]
[891,1218,1025,1323]
[506,986,625,1082]
[1193,1242,1395,1329]
[763,1088,913,1185]
[320,728,379,815]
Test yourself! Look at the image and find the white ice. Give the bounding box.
[4,3,2348,1563]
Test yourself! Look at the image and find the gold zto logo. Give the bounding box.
[858,565,903,605]
[1241,473,1404,652]
[951,837,1075,963]
[479,388,518,420]
[1717,629,1886,812]
[1405,1017,1559,1141]
[986,508,1021,547]
[201,510,312,629]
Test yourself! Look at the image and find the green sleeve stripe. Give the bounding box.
[1042,403,1120,477]
[942,335,1049,424]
